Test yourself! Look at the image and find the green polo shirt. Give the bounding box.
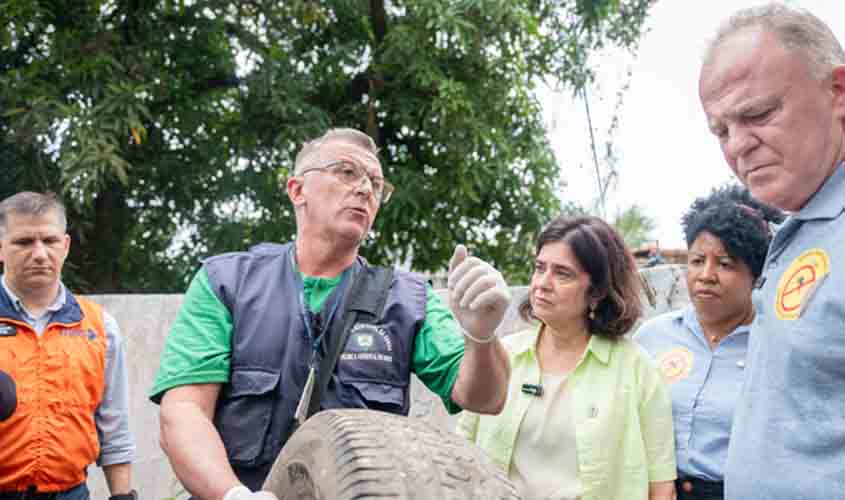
[457,325,676,500]
[151,267,464,413]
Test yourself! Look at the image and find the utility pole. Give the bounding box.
[581,86,606,219]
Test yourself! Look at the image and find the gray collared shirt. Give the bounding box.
[725,162,845,499]
[1,277,135,466]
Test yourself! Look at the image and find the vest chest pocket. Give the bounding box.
[336,323,405,383]
[219,369,281,464]
[333,323,409,414]
[333,379,407,414]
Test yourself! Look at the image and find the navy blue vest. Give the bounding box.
[206,243,427,489]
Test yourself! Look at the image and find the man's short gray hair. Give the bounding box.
[0,192,68,236]
[705,3,845,79]
[293,128,379,175]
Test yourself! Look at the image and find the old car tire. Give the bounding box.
[263,409,519,500]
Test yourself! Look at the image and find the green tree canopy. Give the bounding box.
[1,0,655,291]
[613,203,657,249]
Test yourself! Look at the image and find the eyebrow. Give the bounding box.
[737,96,779,117]
[689,251,733,260]
[340,150,381,168]
[536,259,578,273]
[335,155,384,178]
[709,95,780,130]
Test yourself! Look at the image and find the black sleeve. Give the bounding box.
[0,369,16,422]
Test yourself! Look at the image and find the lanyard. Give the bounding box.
[290,247,358,427]
[289,247,356,366]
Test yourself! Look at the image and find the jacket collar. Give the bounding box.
[0,277,82,325]
[679,304,701,334]
[679,302,751,340]
[794,161,845,221]
[513,323,612,365]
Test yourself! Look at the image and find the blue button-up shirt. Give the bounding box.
[634,304,749,481]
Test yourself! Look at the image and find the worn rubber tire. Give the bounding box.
[262,409,520,500]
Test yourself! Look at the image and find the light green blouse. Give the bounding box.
[457,325,676,500]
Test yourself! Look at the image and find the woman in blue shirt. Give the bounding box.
[634,185,783,500]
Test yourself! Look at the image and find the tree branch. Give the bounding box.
[370,0,387,44]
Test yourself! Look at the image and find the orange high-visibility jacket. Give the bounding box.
[0,292,107,492]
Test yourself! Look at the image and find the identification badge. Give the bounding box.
[797,271,829,319]
[0,324,16,337]
[293,365,316,427]
[775,248,830,320]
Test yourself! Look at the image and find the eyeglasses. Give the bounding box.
[299,160,395,204]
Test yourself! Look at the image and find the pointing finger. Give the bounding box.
[448,244,468,277]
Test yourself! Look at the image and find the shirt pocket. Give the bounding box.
[581,383,637,467]
[219,369,281,463]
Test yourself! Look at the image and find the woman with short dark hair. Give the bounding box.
[458,215,676,500]
[635,185,784,500]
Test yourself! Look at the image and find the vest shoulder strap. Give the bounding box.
[306,265,395,418]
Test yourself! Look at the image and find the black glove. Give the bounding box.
[109,490,138,500]
[0,370,16,422]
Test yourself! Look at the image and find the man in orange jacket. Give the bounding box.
[0,192,136,500]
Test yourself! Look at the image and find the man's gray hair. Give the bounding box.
[293,128,379,175]
[705,3,845,79]
[0,192,68,236]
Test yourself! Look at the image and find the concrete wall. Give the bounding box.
[84,264,689,499]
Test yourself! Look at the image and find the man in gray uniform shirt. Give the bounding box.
[699,4,845,499]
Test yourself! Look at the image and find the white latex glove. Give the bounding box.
[447,244,510,340]
[223,485,279,500]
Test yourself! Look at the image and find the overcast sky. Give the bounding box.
[540,0,845,249]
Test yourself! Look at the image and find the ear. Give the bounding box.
[286,176,306,207]
[62,233,70,256]
[588,286,606,307]
[830,65,845,120]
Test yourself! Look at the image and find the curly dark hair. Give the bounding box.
[682,185,785,279]
[519,215,642,339]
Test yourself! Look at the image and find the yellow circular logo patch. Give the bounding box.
[657,347,694,383]
[775,248,830,321]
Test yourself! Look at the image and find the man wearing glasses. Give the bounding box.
[151,128,512,500]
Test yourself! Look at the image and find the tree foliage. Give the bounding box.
[613,203,656,249]
[1,0,655,291]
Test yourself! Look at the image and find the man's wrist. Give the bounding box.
[109,490,137,500]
